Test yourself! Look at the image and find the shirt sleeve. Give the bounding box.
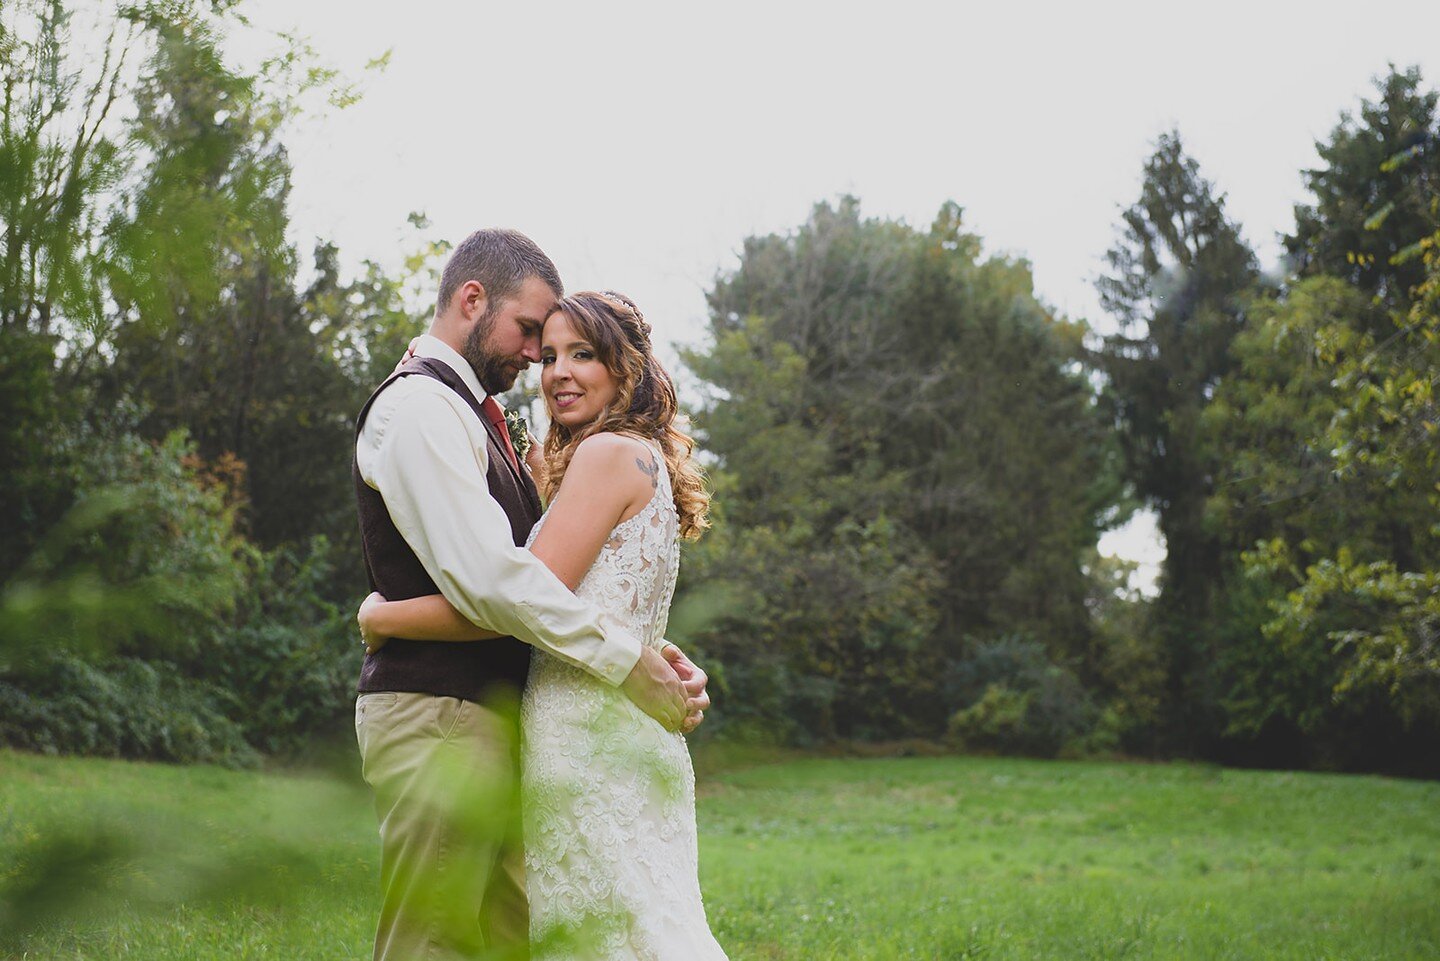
[366,385,641,686]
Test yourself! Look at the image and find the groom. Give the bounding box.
[352,228,709,960]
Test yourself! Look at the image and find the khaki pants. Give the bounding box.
[355,691,528,961]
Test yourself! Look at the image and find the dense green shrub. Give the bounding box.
[944,635,1099,756]
[202,539,362,757]
[0,429,245,672]
[0,429,359,765]
[0,655,257,766]
[681,512,941,744]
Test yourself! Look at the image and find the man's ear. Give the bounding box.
[458,279,488,321]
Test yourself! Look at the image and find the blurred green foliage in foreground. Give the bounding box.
[1,748,1436,960]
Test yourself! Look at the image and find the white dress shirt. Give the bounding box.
[355,334,641,687]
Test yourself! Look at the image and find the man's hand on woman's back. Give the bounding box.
[621,645,687,731]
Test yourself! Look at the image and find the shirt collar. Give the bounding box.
[412,334,490,402]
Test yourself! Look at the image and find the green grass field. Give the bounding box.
[1,747,1436,960]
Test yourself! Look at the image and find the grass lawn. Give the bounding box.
[1,747,1436,959]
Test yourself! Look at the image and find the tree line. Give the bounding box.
[1,1,1436,775]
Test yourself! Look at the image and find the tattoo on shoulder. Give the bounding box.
[635,455,660,490]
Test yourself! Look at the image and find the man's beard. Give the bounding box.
[461,307,519,395]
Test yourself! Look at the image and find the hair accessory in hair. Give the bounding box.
[600,290,653,344]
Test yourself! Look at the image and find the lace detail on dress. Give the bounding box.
[521,439,726,960]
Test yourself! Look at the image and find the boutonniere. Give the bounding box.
[504,407,532,460]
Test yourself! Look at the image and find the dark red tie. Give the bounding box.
[481,396,521,474]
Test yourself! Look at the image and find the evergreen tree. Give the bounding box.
[1091,132,1259,752]
[1201,70,1440,773]
[1287,66,1439,316]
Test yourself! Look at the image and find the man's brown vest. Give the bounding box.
[352,357,543,702]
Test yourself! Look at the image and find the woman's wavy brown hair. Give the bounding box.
[540,290,710,540]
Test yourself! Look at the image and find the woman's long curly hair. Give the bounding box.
[540,290,710,540]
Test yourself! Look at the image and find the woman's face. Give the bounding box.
[540,311,620,429]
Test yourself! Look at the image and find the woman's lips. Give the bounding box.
[552,391,582,409]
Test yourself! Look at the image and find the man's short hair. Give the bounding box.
[436,228,563,315]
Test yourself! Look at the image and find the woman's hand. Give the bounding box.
[663,643,711,734]
[524,433,546,481]
[358,591,391,655]
[392,336,421,374]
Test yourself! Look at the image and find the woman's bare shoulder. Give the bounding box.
[572,430,655,464]
[564,432,658,495]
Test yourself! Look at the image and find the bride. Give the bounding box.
[358,290,728,960]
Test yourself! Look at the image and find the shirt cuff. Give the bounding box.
[592,615,644,686]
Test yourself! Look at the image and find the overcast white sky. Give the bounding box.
[238,0,1440,587]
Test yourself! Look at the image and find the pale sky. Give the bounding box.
[237,0,1440,588]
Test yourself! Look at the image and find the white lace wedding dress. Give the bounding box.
[521,442,727,960]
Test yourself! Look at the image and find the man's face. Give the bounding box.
[462,274,558,395]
